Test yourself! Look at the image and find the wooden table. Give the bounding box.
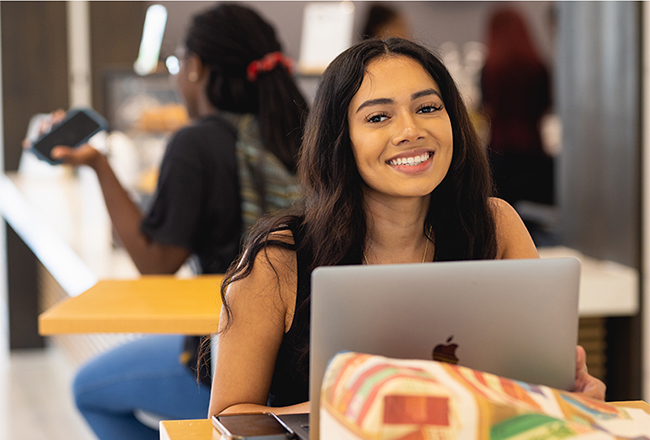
[38,275,224,335]
[160,419,217,440]
[159,401,650,440]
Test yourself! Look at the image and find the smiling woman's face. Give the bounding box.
[347,55,453,200]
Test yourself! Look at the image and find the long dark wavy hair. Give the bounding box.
[218,37,497,360]
[184,3,307,171]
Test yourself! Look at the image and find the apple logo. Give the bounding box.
[432,336,459,364]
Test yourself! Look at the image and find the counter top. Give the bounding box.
[38,275,223,334]
[538,246,639,317]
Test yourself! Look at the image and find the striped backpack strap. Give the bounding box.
[223,113,302,235]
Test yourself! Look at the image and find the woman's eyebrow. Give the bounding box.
[355,89,442,114]
[411,88,441,100]
[355,98,393,114]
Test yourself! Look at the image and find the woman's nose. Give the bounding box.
[392,113,424,145]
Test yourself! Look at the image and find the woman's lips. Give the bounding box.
[386,151,433,166]
[386,151,435,174]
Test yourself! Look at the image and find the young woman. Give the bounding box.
[208,37,605,417]
[481,7,554,208]
[26,4,307,439]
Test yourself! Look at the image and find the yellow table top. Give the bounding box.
[159,401,650,440]
[160,419,216,440]
[39,275,223,335]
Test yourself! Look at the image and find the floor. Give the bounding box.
[0,344,96,440]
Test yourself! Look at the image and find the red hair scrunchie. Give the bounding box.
[246,52,294,82]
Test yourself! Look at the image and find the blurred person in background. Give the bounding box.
[26,4,307,439]
[481,7,554,211]
[361,3,410,40]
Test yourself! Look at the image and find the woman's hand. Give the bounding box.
[573,345,606,400]
[22,109,105,169]
[22,109,66,150]
[50,144,104,169]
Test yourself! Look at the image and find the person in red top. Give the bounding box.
[481,7,554,208]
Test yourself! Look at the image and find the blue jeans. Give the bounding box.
[73,335,211,440]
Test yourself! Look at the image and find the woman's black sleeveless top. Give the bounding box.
[267,219,313,406]
[266,217,361,406]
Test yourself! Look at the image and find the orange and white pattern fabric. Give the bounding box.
[320,352,650,440]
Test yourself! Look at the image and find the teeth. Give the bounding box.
[388,152,431,166]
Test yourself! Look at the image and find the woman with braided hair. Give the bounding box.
[34,4,307,439]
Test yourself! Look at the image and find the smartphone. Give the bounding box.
[212,413,295,440]
[30,107,107,164]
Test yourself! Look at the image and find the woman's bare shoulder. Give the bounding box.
[257,228,297,272]
[224,228,298,329]
[268,228,295,245]
[232,229,297,290]
[489,197,539,259]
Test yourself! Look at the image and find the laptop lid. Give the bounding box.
[309,257,580,440]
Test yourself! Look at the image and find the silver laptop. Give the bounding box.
[305,257,580,440]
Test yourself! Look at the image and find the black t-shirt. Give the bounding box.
[141,114,241,274]
[140,114,242,387]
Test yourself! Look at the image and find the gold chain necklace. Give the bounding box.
[363,233,430,265]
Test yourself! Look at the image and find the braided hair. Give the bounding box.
[183,3,307,172]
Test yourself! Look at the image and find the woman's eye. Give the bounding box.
[366,113,389,123]
[417,104,443,114]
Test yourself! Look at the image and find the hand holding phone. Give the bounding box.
[29,107,107,165]
[212,413,295,439]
